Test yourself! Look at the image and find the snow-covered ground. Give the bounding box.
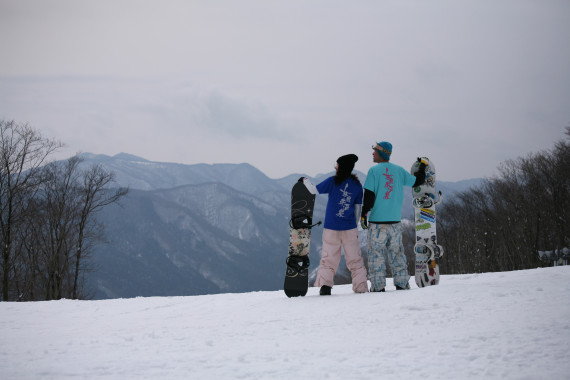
[2,267,569,380]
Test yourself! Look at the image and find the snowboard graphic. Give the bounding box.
[284,178,320,297]
[411,158,443,287]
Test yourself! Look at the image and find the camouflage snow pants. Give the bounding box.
[367,223,410,291]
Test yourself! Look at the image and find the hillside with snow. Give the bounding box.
[2,267,569,379]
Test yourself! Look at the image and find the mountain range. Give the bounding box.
[78,153,481,299]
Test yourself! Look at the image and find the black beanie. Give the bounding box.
[337,154,358,175]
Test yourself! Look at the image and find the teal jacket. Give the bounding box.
[363,162,416,222]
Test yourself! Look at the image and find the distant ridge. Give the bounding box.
[78,152,149,162]
[112,152,150,162]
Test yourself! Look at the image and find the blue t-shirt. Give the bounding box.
[316,176,363,231]
[364,162,416,222]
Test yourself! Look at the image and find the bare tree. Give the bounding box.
[39,156,82,300]
[72,161,128,299]
[0,120,127,301]
[29,155,127,300]
[438,127,570,273]
[0,120,62,301]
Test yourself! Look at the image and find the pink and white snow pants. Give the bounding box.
[314,228,369,293]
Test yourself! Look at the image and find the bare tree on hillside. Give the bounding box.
[0,120,62,301]
[21,155,128,300]
[438,127,570,273]
[72,161,128,299]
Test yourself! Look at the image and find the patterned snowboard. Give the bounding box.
[284,178,318,298]
[411,157,443,287]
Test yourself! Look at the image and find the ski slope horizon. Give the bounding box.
[2,267,569,379]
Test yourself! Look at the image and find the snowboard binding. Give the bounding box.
[285,255,310,277]
[414,243,444,259]
[412,191,443,209]
[289,214,322,229]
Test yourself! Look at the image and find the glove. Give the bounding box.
[417,157,428,172]
[360,216,368,230]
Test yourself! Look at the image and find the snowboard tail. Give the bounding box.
[284,253,311,297]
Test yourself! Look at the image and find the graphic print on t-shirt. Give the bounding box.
[383,167,393,199]
[336,183,352,218]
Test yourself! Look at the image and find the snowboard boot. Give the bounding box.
[319,285,332,296]
[396,283,410,290]
[370,287,385,292]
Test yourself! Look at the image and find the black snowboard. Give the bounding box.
[284,178,318,298]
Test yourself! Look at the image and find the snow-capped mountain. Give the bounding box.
[79,153,287,195]
[79,153,481,299]
[92,184,294,299]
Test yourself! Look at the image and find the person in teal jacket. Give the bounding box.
[361,141,426,292]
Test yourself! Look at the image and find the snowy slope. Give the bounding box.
[2,267,569,380]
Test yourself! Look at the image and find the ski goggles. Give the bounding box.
[372,143,392,156]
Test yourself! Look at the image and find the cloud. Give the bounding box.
[0,76,302,167]
[1,1,569,180]
[195,91,294,141]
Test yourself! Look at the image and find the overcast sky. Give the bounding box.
[1,0,569,181]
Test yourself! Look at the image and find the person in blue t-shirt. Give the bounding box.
[361,141,427,292]
[313,154,368,296]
